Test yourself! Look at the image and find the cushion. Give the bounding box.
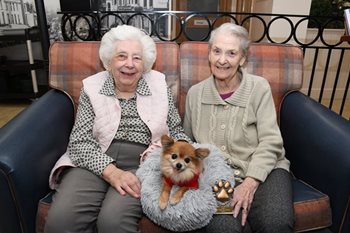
[179,42,303,119]
[49,41,180,110]
[292,179,332,232]
[136,143,235,232]
[35,170,332,233]
[36,191,53,233]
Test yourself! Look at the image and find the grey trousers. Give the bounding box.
[44,140,147,233]
[204,168,295,233]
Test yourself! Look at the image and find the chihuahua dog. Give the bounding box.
[159,135,210,210]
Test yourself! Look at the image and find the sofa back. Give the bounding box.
[49,41,303,119]
[49,41,180,109]
[178,42,303,118]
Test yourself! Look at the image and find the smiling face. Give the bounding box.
[108,40,144,92]
[208,33,246,82]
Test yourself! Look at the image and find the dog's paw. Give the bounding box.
[159,199,168,210]
[169,196,181,205]
[213,179,234,202]
[169,187,187,205]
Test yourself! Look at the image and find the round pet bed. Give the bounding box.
[136,143,235,231]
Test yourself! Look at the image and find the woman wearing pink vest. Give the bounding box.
[45,25,191,233]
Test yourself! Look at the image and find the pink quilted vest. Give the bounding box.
[49,70,169,189]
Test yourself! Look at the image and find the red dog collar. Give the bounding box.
[164,174,200,189]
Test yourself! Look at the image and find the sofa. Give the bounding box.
[0,41,349,233]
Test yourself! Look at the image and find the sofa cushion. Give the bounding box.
[36,177,331,233]
[152,42,181,107]
[49,41,103,110]
[49,41,303,119]
[36,191,53,233]
[179,42,303,119]
[292,179,332,232]
[49,41,180,109]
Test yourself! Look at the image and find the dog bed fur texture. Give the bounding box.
[136,143,235,231]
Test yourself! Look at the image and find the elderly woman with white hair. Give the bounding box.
[44,25,191,233]
[184,23,294,233]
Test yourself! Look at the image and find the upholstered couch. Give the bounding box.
[0,41,349,233]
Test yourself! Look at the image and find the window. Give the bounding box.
[309,0,349,28]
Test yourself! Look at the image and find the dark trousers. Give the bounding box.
[204,168,295,233]
[44,140,147,233]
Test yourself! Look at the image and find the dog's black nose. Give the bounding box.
[176,163,182,170]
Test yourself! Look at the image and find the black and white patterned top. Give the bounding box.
[68,74,191,176]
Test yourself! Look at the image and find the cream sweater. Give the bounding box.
[183,71,290,182]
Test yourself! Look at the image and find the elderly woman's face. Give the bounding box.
[109,40,144,90]
[209,33,246,81]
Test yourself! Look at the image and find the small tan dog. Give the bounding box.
[159,135,210,210]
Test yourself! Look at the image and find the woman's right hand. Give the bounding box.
[102,163,141,198]
[231,177,260,226]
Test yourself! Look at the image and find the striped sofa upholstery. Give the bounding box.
[178,41,303,120]
[38,41,332,233]
[49,41,180,109]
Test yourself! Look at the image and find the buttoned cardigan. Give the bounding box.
[183,71,290,182]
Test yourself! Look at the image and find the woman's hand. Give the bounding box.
[102,163,141,198]
[231,177,260,226]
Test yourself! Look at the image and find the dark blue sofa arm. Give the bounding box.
[0,89,74,233]
[280,91,350,233]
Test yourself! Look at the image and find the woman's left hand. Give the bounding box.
[231,177,260,226]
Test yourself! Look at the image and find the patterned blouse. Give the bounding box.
[68,74,191,176]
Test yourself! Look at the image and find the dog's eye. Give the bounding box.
[184,157,191,163]
[171,153,177,159]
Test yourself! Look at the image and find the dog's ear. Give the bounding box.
[195,148,210,160]
[161,135,174,149]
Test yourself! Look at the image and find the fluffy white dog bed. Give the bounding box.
[136,143,235,232]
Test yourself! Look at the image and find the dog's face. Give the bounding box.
[160,135,210,183]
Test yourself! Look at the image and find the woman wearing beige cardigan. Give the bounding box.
[183,23,294,233]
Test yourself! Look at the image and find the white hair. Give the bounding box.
[209,23,251,57]
[99,25,156,73]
